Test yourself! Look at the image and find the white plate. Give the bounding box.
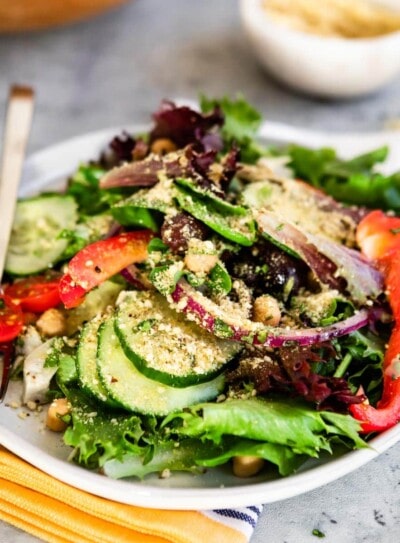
[1,123,400,510]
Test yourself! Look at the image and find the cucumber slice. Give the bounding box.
[114,290,242,387]
[65,279,124,336]
[97,318,225,415]
[241,180,273,209]
[5,195,78,275]
[77,318,119,406]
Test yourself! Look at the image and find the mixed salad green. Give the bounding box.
[2,95,400,480]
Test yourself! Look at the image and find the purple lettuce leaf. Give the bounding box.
[109,132,136,163]
[227,344,365,412]
[150,100,224,151]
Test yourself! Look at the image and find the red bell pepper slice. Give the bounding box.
[0,295,24,342]
[349,383,400,433]
[385,252,400,320]
[59,274,87,309]
[59,230,153,309]
[5,275,61,313]
[350,326,400,432]
[349,211,400,432]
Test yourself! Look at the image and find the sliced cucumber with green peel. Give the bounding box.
[77,317,120,406]
[97,318,225,415]
[241,180,273,209]
[5,195,78,275]
[65,279,124,336]
[114,290,242,387]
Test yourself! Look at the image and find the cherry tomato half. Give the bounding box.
[0,295,24,342]
[5,275,61,313]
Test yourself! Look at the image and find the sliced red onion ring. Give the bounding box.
[256,211,383,304]
[120,265,148,290]
[170,280,370,348]
[103,221,123,239]
[99,153,185,189]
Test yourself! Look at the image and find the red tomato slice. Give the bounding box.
[356,210,400,261]
[59,274,87,309]
[5,276,61,313]
[0,295,24,342]
[67,231,152,291]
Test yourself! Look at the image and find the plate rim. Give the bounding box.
[1,122,400,510]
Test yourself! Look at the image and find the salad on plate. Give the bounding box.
[1,96,400,482]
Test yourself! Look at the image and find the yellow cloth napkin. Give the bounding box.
[0,447,256,543]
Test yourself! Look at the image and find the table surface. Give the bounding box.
[0,1,399,542]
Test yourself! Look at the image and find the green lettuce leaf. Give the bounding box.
[63,391,367,479]
[66,164,127,216]
[288,145,400,211]
[103,439,220,479]
[200,95,266,163]
[64,389,150,469]
[196,437,305,476]
[333,330,386,405]
[165,398,367,456]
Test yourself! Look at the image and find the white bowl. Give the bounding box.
[239,0,400,98]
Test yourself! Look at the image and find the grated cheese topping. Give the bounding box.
[116,290,242,377]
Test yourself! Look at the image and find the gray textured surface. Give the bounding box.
[0,1,399,542]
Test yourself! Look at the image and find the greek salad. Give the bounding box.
[1,96,400,480]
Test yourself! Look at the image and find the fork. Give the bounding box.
[0,85,35,402]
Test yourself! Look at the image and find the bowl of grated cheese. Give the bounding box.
[240,0,400,98]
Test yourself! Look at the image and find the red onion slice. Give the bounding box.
[120,265,148,290]
[170,280,369,348]
[100,153,185,189]
[256,211,383,304]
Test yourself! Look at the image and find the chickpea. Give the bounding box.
[36,308,67,337]
[184,239,219,274]
[184,253,219,274]
[150,138,177,155]
[232,456,265,478]
[46,398,71,432]
[252,295,281,326]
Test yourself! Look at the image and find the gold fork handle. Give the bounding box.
[0,85,35,282]
[0,85,35,402]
